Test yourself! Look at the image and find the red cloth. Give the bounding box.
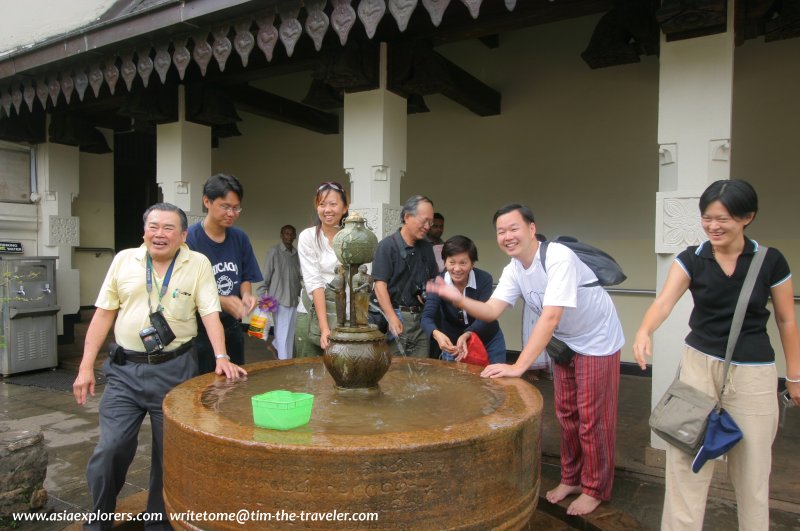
[462,333,489,367]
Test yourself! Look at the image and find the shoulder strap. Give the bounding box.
[539,241,549,273]
[718,246,768,401]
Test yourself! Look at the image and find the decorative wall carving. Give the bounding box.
[461,0,482,19]
[121,53,137,90]
[256,15,279,62]
[422,0,451,27]
[23,83,35,111]
[372,165,388,181]
[234,21,256,67]
[154,45,172,84]
[60,74,74,104]
[48,216,80,247]
[382,207,402,238]
[192,34,213,76]
[35,81,48,109]
[709,139,729,161]
[354,207,380,236]
[104,60,119,95]
[137,48,155,88]
[11,87,22,113]
[708,138,730,182]
[1,91,11,115]
[388,0,418,32]
[655,192,705,253]
[74,72,88,101]
[306,1,330,52]
[659,143,676,166]
[358,0,386,39]
[173,40,191,80]
[332,0,357,46]
[279,8,303,57]
[212,28,233,72]
[89,65,104,98]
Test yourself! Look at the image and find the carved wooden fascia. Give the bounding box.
[657,0,727,42]
[312,39,379,92]
[389,42,449,97]
[765,0,800,42]
[389,42,499,116]
[0,0,524,121]
[582,0,659,69]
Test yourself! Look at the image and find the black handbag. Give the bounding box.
[545,337,576,366]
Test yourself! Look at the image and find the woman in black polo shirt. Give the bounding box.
[632,179,800,531]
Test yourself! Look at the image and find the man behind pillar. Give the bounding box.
[427,212,446,272]
[372,195,440,358]
[72,203,246,530]
[186,173,263,374]
[260,224,302,359]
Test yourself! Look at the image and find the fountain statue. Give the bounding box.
[324,212,390,393]
[161,212,543,529]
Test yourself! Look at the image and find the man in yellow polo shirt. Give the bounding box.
[72,202,246,530]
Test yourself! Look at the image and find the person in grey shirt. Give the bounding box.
[261,225,302,359]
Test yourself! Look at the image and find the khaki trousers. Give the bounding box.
[662,346,778,531]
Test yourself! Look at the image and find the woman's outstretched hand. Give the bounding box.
[632,330,652,370]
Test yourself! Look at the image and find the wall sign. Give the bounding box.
[0,241,24,254]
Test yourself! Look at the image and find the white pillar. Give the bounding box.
[651,3,735,449]
[36,141,81,334]
[343,43,406,238]
[156,86,211,222]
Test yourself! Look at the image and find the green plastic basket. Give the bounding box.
[251,390,314,430]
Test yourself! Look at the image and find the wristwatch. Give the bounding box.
[214,354,230,360]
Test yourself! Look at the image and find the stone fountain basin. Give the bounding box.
[163,357,542,530]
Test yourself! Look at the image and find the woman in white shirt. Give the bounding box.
[294,181,349,357]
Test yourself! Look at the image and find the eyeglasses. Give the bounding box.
[317,182,344,193]
[219,204,243,214]
[416,215,434,228]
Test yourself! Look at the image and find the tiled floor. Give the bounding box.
[2,310,799,530]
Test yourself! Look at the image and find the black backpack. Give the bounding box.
[539,236,626,287]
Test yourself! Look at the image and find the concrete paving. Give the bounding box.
[1,311,799,530]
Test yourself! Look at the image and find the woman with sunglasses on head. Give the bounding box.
[421,235,506,364]
[294,181,349,357]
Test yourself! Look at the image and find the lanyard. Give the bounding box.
[146,250,179,312]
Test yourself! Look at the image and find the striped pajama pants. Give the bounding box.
[553,350,620,501]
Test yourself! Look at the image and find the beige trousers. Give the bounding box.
[661,346,778,531]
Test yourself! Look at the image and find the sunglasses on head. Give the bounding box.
[317,182,344,193]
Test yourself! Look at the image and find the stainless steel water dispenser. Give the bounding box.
[0,256,59,376]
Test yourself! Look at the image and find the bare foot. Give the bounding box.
[545,483,581,504]
[566,493,602,516]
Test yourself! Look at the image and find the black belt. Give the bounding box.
[112,340,193,365]
[397,305,422,314]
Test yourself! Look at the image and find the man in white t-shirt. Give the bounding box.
[427,204,624,517]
